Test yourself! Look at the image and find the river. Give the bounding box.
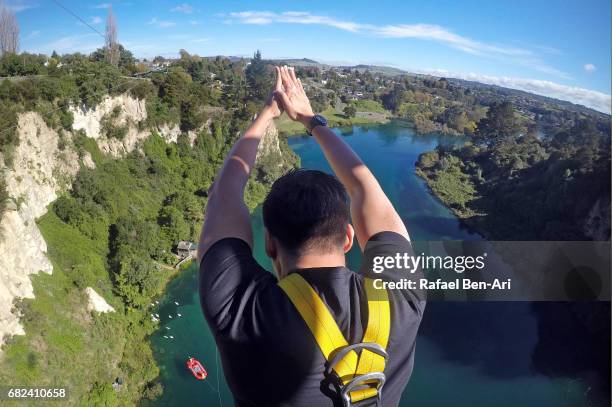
[148,122,596,406]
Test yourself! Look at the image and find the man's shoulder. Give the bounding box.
[200,236,253,263]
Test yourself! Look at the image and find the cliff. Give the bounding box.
[256,120,282,160]
[1,95,153,347]
[0,95,288,350]
[0,112,81,342]
[70,94,149,157]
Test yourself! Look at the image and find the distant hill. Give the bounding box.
[448,77,610,119]
[348,64,408,76]
[269,58,322,67]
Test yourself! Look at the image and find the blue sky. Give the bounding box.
[12,0,612,112]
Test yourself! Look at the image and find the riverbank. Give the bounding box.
[274,104,391,136]
[414,164,492,240]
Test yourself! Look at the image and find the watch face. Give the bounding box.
[314,115,328,126]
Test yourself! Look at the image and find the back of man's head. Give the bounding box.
[263,169,350,255]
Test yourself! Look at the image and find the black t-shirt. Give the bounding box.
[199,231,425,407]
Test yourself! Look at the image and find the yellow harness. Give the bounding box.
[278,273,390,406]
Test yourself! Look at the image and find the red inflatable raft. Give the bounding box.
[186,357,207,380]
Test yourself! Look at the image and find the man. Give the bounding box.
[199,66,424,407]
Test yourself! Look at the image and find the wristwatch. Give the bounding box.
[306,114,328,135]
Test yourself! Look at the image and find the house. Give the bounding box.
[177,241,198,259]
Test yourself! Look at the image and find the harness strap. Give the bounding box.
[356,279,390,378]
[278,273,390,404]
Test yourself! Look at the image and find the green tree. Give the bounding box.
[475,101,522,146]
[245,50,271,100]
[381,84,406,112]
[87,383,118,406]
[158,205,190,244]
[158,67,192,107]
[343,105,357,118]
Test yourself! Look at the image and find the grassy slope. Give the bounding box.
[0,212,146,406]
[0,137,181,405]
[274,100,390,136]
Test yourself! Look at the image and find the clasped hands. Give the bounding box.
[262,66,315,127]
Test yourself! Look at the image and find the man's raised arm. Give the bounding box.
[275,66,408,250]
[198,70,283,261]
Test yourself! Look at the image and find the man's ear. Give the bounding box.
[265,229,278,260]
[343,224,355,253]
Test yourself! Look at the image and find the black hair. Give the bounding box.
[263,169,350,254]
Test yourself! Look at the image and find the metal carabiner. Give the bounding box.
[326,343,389,407]
[340,372,386,407]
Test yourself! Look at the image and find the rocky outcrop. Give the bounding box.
[256,121,282,161]
[70,94,149,157]
[85,287,115,314]
[157,123,182,144]
[157,119,209,146]
[0,113,80,343]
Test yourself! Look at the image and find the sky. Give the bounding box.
[11,0,612,113]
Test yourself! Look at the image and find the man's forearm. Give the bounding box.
[198,109,275,259]
[212,110,275,196]
[310,124,373,196]
[311,124,409,247]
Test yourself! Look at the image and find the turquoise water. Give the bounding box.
[149,123,593,406]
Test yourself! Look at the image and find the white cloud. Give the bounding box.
[189,20,200,25]
[91,16,102,25]
[226,11,569,80]
[227,11,362,32]
[171,3,193,14]
[426,70,611,114]
[192,37,210,43]
[148,17,175,28]
[375,24,570,79]
[4,0,37,12]
[375,24,529,57]
[91,3,111,9]
[583,63,596,73]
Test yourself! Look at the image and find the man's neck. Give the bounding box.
[280,251,346,277]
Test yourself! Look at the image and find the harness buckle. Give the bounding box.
[326,343,388,407]
[340,372,386,407]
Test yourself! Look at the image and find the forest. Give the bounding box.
[416,101,611,240]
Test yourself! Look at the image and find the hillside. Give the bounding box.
[0,52,298,405]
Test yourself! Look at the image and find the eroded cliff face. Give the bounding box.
[0,95,152,347]
[0,113,81,341]
[256,121,282,161]
[70,94,149,157]
[70,95,202,156]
